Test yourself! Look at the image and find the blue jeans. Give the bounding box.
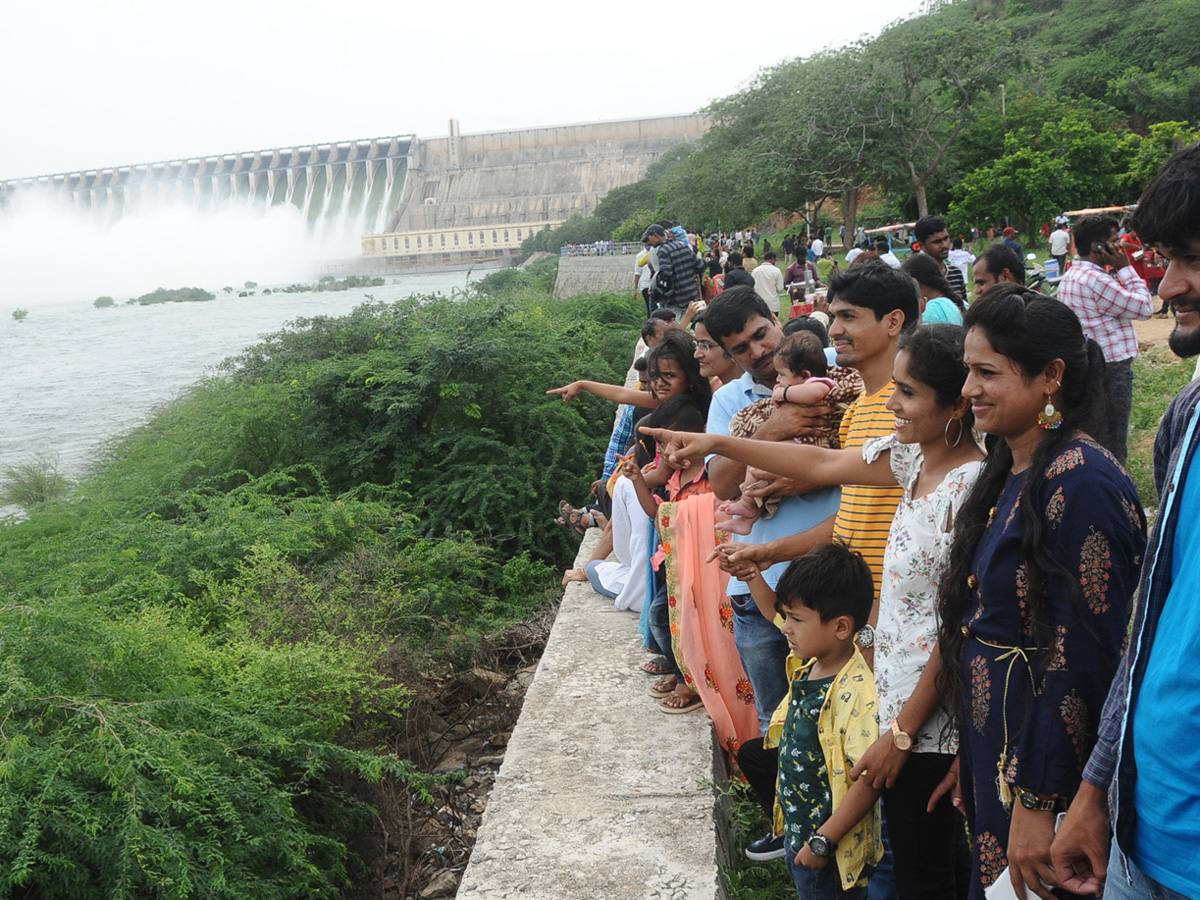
[1108,358,1134,465]
[584,560,618,599]
[869,812,898,900]
[785,842,870,900]
[730,593,791,735]
[647,581,680,679]
[1103,841,1197,900]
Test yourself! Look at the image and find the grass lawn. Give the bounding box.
[1130,345,1194,510]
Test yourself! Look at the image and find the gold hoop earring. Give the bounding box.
[1037,394,1063,430]
[944,417,965,448]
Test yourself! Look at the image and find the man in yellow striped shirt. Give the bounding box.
[826,261,921,621]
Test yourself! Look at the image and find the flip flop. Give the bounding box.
[639,656,672,676]
[659,693,704,715]
[648,676,677,698]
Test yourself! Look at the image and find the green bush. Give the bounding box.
[0,275,638,895]
[93,295,115,308]
[0,450,69,507]
[135,287,216,305]
[12,308,28,321]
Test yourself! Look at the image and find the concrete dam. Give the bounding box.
[0,115,708,269]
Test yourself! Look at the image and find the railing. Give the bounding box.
[559,241,641,257]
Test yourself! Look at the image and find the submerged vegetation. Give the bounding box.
[0,259,639,897]
[134,286,216,305]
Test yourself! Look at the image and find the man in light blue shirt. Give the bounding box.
[701,287,840,732]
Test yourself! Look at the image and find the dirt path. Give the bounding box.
[1135,311,1178,352]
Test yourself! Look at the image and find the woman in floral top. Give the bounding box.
[642,323,984,897]
[937,287,1145,900]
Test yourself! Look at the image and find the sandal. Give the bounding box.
[660,692,704,715]
[649,676,677,698]
[556,500,592,537]
[640,656,672,676]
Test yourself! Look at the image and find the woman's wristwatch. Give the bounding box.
[855,624,875,649]
[1016,787,1066,812]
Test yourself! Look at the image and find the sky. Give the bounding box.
[3,0,927,181]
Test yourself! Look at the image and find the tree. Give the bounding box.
[862,9,1019,217]
[764,47,881,247]
[657,47,879,241]
[1120,121,1200,197]
[949,109,1132,239]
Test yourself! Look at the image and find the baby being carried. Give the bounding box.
[717,330,862,534]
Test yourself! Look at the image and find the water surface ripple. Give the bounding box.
[0,272,474,479]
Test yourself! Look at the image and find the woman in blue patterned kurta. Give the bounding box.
[937,287,1146,900]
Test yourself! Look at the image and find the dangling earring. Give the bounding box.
[944,416,964,448]
[1037,394,1063,430]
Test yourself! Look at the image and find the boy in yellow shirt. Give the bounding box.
[746,543,883,898]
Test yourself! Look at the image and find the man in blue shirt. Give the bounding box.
[1051,142,1200,900]
[701,287,841,732]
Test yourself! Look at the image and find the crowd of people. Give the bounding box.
[560,239,635,256]
[546,142,1200,900]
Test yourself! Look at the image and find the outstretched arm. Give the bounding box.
[640,427,896,488]
[548,380,657,409]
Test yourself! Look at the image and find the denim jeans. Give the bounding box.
[584,560,618,599]
[647,580,680,679]
[869,812,898,900]
[1108,358,1135,466]
[1103,841,1197,900]
[730,593,791,735]
[785,842,870,900]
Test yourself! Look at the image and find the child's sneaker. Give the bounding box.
[744,831,785,861]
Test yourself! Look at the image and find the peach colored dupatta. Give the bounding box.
[657,493,759,757]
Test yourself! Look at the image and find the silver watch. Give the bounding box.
[807,833,837,858]
[855,624,875,649]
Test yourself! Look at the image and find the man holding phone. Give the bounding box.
[1057,213,1154,464]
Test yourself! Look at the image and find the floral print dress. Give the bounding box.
[958,440,1145,897]
[865,435,983,755]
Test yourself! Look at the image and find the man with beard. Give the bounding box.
[1051,142,1200,900]
[914,215,968,306]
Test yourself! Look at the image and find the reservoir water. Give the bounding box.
[0,271,476,481]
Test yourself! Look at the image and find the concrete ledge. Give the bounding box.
[457,529,730,900]
[553,256,634,299]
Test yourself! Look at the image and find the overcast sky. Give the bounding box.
[4,0,926,181]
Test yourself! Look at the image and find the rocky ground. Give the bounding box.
[352,612,555,900]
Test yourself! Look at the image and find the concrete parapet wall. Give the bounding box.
[457,529,730,900]
[553,255,637,300]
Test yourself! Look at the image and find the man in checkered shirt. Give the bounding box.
[1057,213,1154,464]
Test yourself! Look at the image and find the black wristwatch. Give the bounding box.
[806,833,838,858]
[1017,788,1063,812]
[855,624,875,649]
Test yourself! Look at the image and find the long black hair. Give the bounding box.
[897,323,973,428]
[646,328,711,416]
[936,285,1111,717]
[902,252,964,313]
